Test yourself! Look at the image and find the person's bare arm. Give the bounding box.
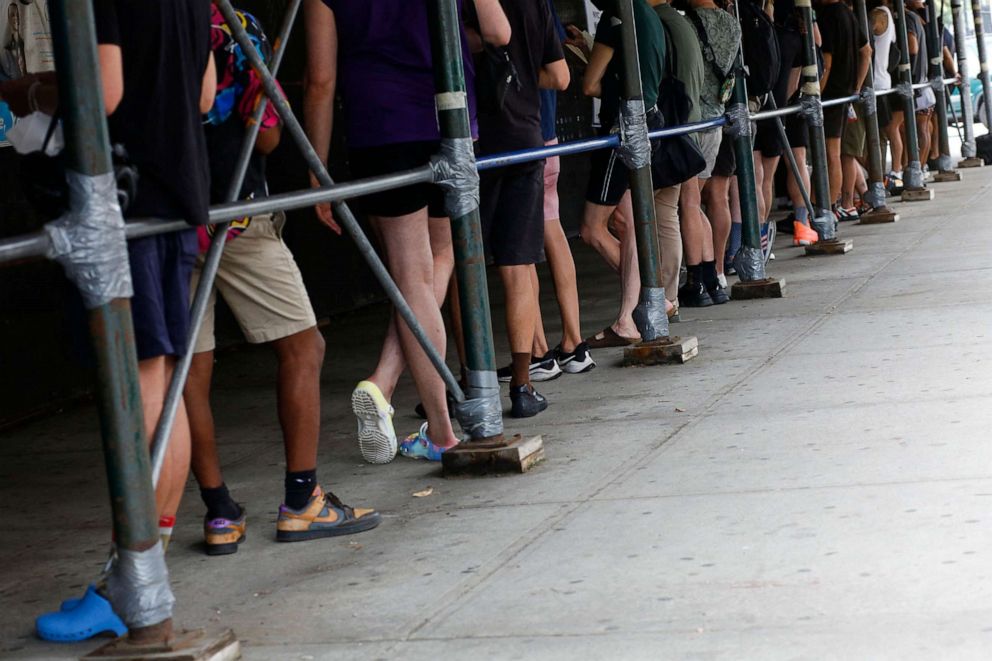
[200,52,217,114]
[474,0,511,46]
[582,42,613,97]
[908,30,918,56]
[540,58,570,90]
[813,22,822,47]
[99,44,123,114]
[820,51,832,93]
[856,42,872,90]
[943,45,958,79]
[302,0,341,233]
[0,44,121,118]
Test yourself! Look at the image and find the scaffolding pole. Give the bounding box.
[893,0,927,192]
[926,0,958,177]
[951,0,980,162]
[972,0,992,127]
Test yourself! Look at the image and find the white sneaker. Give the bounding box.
[351,381,397,464]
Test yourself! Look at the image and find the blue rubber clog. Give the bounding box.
[36,585,127,642]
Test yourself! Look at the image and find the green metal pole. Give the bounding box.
[616,0,669,340]
[48,0,172,639]
[970,0,992,127]
[797,0,837,240]
[926,0,955,173]
[727,26,766,281]
[854,0,892,209]
[893,0,926,190]
[427,0,503,440]
[951,0,978,160]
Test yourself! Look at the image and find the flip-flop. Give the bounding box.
[585,326,640,349]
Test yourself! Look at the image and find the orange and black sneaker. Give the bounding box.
[793,221,819,247]
[204,506,247,556]
[276,485,381,542]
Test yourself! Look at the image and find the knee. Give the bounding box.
[579,222,599,247]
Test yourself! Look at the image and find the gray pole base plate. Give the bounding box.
[958,157,985,168]
[858,207,900,224]
[85,628,239,661]
[622,336,699,366]
[805,238,853,256]
[442,434,544,476]
[932,170,962,182]
[731,277,786,300]
[900,187,935,202]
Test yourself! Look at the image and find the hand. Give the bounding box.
[309,170,342,235]
[0,75,36,117]
[564,25,592,58]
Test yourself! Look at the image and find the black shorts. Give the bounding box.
[876,93,893,128]
[785,94,809,150]
[822,102,849,139]
[712,134,737,178]
[480,160,545,266]
[754,119,784,158]
[585,110,663,206]
[348,141,445,218]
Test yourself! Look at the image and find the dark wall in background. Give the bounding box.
[0,0,595,427]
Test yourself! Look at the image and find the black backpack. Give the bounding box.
[738,0,782,97]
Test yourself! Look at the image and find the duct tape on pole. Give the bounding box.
[633,287,669,342]
[430,135,480,218]
[618,99,652,170]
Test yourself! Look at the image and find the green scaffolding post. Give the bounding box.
[951,0,980,164]
[49,0,173,642]
[971,0,992,127]
[893,0,927,192]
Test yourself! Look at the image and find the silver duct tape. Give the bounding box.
[799,95,824,127]
[937,154,954,171]
[896,81,915,99]
[618,99,651,170]
[44,170,133,310]
[962,138,976,158]
[430,137,480,219]
[904,161,924,189]
[453,369,503,439]
[632,287,668,342]
[733,245,766,281]
[864,181,887,209]
[859,87,877,117]
[810,213,836,240]
[105,541,174,629]
[929,75,945,94]
[724,102,752,138]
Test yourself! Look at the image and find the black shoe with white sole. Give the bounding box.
[555,342,596,374]
[509,383,548,418]
[497,351,563,383]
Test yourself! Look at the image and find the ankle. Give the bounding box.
[284,469,317,510]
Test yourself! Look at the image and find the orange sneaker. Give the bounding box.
[793,221,819,247]
[276,485,381,542]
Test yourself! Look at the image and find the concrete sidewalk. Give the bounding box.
[2,169,992,660]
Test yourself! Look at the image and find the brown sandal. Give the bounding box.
[585,326,641,349]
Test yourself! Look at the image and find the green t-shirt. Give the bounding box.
[594,0,666,127]
[653,3,706,123]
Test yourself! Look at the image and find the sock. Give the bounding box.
[510,352,531,388]
[284,469,317,511]
[795,206,809,223]
[200,483,241,521]
[700,261,720,290]
[892,170,903,178]
[726,222,742,262]
[159,515,175,552]
[686,263,703,287]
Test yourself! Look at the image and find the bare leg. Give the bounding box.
[703,175,732,275]
[613,192,640,337]
[186,351,222,489]
[761,155,782,221]
[786,146,811,214]
[543,217,583,353]
[531,266,549,357]
[140,356,191,519]
[271,327,326,471]
[841,155,858,209]
[499,264,537,387]
[826,137,843,206]
[679,176,715,265]
[579,201,621,273]
[889,111,905,171]
[915,111,932,168]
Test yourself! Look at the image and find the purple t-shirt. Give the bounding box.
[324,0,478,148]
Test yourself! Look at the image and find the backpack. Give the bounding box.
[737,0,782,97]
[686,8,736,104]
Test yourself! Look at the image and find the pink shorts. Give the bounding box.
[543,138,560,221]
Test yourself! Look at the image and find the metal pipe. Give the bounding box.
[617,0,668,340]
[893,0,926,189]
[926,0,955,171]
[426,0,501,439]
[151,0,302,486]
[854,0,891,208]
[215,0,465,402]
[972,0,992,127]
[952,0,977,158]
[797,0,836,240]
[48,0,171,637]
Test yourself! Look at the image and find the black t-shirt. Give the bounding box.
[818,1,867,99]
[476,0,564,155]
[94,0,211,225]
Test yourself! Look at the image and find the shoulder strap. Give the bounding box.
[687,8,729,81]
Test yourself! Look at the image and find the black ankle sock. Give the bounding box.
[200,484,241,521]
[686,263,703,285]
[284,469,317,510]
[700,261,719,289]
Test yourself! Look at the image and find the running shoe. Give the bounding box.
[510,383,548,418]
[760,221,776,265]
[204,506,246,556]
[276,485,381,542]
[497,351,562,383]
[399,423,448,461]
[555,342,596,374]
[351,381,397,465]
[793,221,819,247]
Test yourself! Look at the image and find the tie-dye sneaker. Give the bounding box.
[204,506,247,556]
[276,485,381,542]
[398,423,449,462]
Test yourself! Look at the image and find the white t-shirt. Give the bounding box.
[872,6,895,90]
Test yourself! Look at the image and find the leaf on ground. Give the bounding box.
[412,486,434,498]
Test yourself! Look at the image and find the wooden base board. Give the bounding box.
[958,157,984,168]
[85,629,239,661]
[932,170,962,183]
[900,187,935,202]
[858,207,899,224]
[730,277,786,300]
[805,239,853,256]
[622,336,698,366]
[442,434,544,476]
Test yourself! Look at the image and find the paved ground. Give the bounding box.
[2,165,992,660]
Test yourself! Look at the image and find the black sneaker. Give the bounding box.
[556,342,596,374]
[708,283,730,305]
[678,281,713,308]
[777,212,796,235]
[497,351,562,383]
[509,383,548,418]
